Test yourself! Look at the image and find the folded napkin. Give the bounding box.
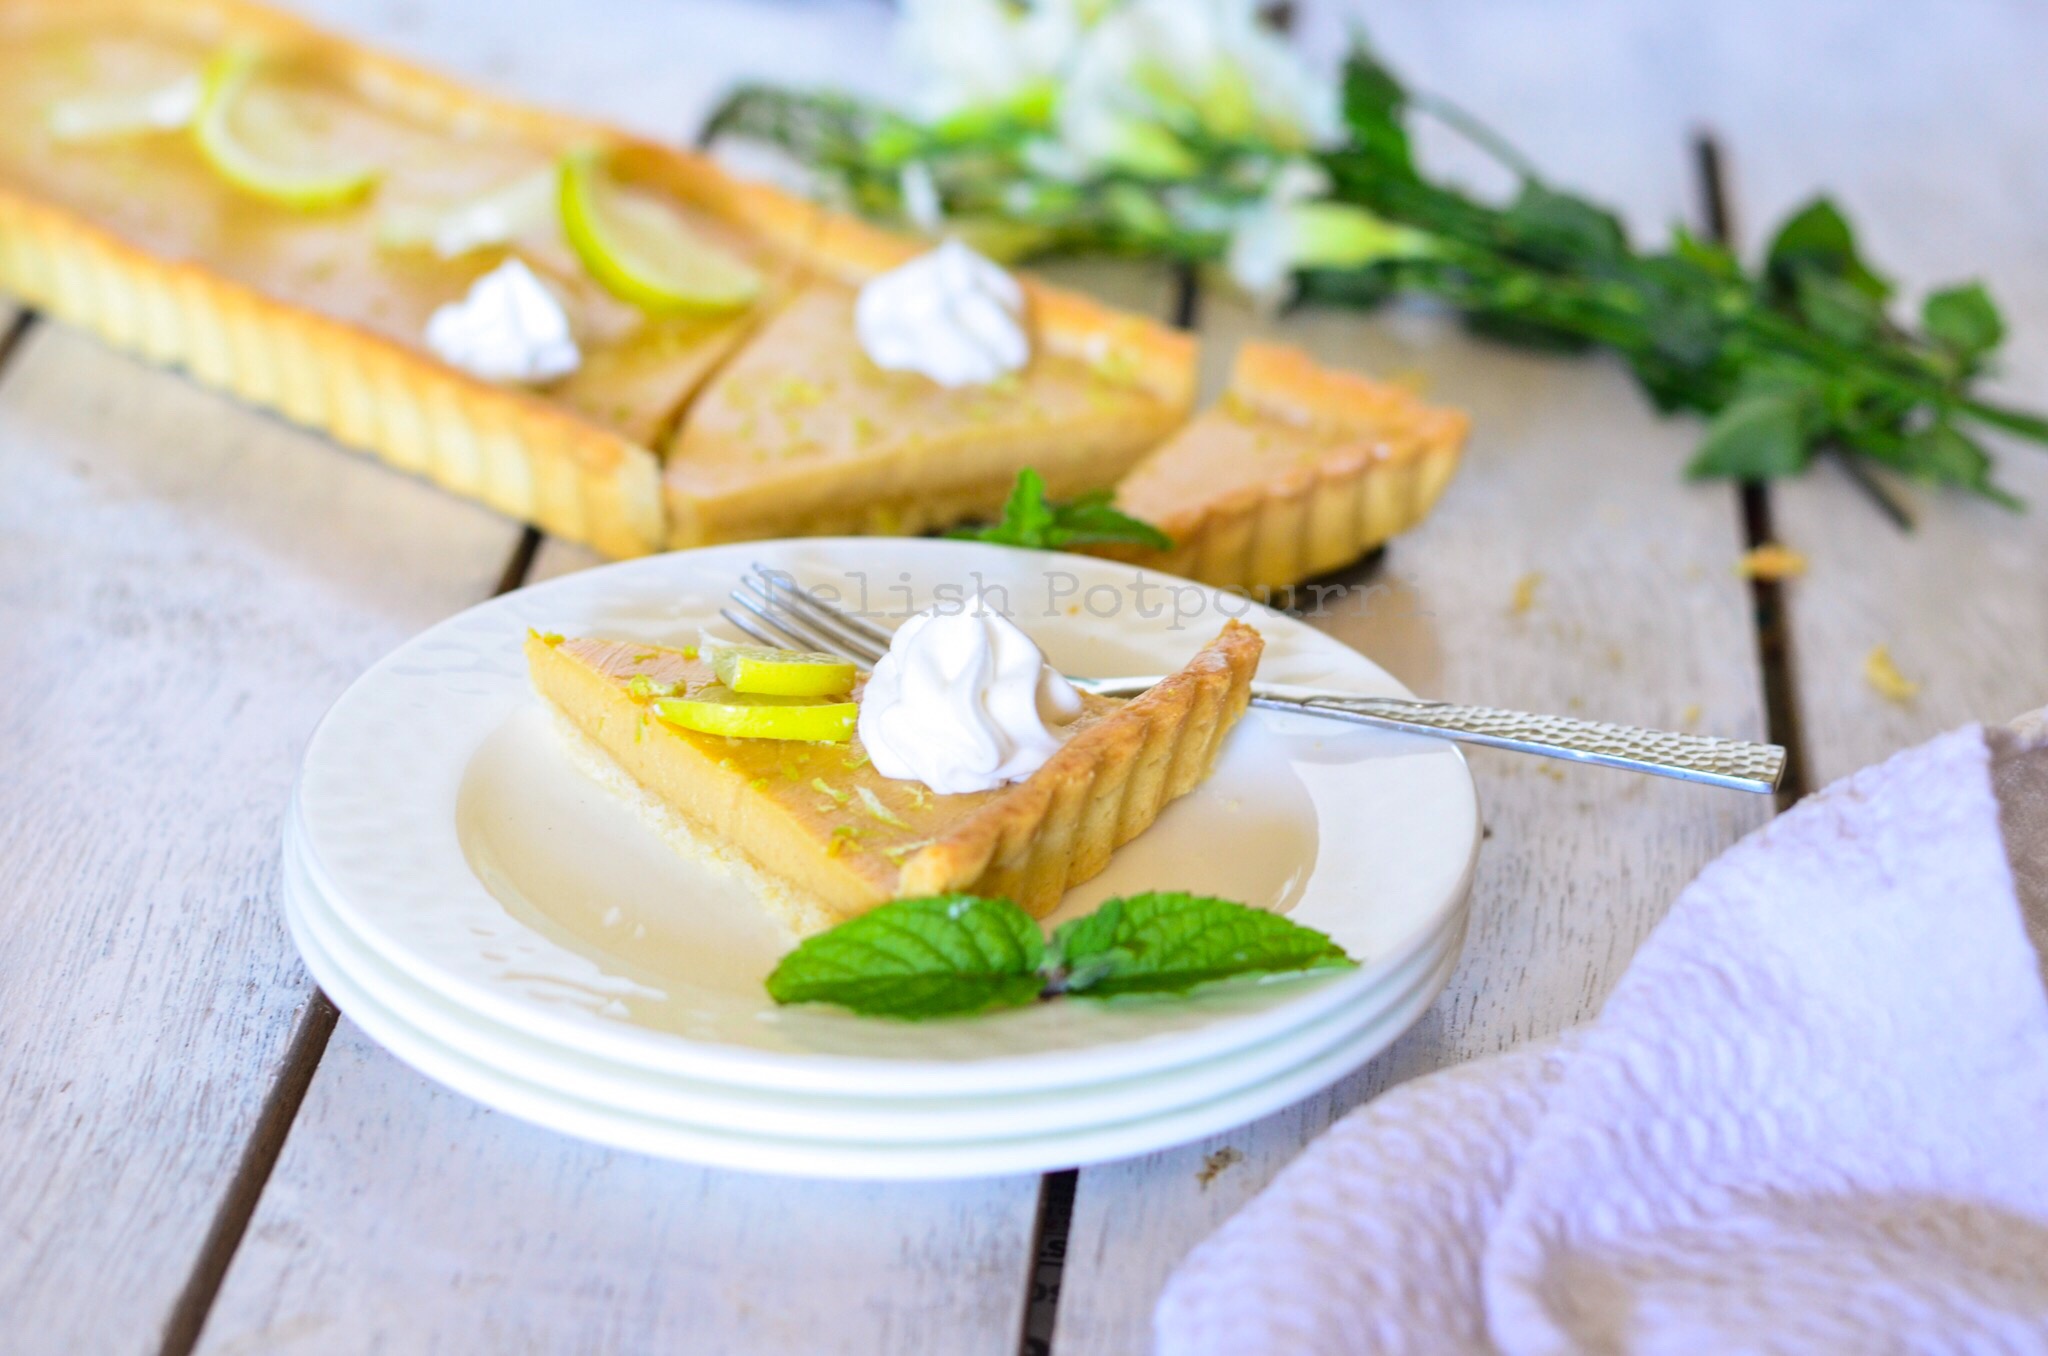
[1158,713,2048,1356]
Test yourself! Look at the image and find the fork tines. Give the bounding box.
[722,565,891,667]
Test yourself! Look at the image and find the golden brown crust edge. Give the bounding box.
[0,188,667,556]
[1103,341,1469,597]
[896,620,1263,919]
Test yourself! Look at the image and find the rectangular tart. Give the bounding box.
[0,0,1194,556]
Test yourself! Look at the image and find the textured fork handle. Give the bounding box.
[1255,693,1786,793]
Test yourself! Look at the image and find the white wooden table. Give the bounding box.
[3,3,2042,1352]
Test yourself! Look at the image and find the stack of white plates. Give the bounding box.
[287,541,1479,1179]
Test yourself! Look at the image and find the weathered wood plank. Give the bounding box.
[0,324,524,1356]
[1053,7,1775,1348]
[1694,0,2048,784]
[197,1024,1042,1356]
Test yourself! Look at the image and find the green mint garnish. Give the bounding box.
[765,894,1045,1019]
[765,890,1354,1020]
[708,50,2048,508]
[1045,892,1355,998]
[947,468,1173,553]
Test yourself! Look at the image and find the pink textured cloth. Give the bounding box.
[1157,714,2048,1356]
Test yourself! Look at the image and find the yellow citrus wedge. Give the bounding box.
[559,149,760,313]
[193,46,380,211]
[711,644,858,697]
[652,688,857,742]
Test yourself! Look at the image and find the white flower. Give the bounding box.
[1226,160,1435,304]
[1058,0,1340,177]
[895,0,1097,121]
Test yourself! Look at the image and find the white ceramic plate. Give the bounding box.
[286,816,1467,1144]
[293,540,1479,1097]
[285,856,1467,1178]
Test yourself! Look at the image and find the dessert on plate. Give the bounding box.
[1104,342,1469,594]
[525,601,1262,938]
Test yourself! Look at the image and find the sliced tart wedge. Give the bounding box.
[661,215,1196,546]
[525,621,1262,937]
[1105,342,1469,595]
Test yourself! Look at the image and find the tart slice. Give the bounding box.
[525,621,1262,938]
[661,215,1196,546]
[1104,342,1469,594]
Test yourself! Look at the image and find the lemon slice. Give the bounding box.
[46,75,202,142]
[193,47,380,210]
[712,644,858,697]
[559,149,760,313]
[652,687,857,742]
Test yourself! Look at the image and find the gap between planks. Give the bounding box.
[1018,263,1201,1356]
[157,524,544,1356]
[0,309,43,386]
[1693,133,1813,808]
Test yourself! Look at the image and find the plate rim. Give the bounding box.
[287,871,1466,1179]
[286,822,1468,1141]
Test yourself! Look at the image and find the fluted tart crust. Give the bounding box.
[1106,342,1470,594]
[525,621,1262,937]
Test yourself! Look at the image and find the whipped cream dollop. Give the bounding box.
[858,594,1083,795]
[854,239,1030,388]
[425,258,581,384]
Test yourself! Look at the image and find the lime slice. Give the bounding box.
[652,687,857,742]
[378,166,559,257]
[193,47,380,210]
[47,75,202,142]
[711,644,858,697]
[559,149,760,313]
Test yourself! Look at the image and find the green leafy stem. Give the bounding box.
[765,891,1356,1020]
[707,49,2048,506]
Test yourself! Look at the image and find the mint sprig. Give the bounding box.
[1046,892,1354,998]
[766,891,1355,1020]
[947,468,1173,553]
[764,895,1045,1019]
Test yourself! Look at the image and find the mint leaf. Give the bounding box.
[1503,182,1628,266]
[1895,422,2021,507]
[1922,282,2004,361]
[1794,272,1887,345]
[1338,47,1417,180]
[1686,393,1811,481]
[1045,490,1174,551]
[765,894,1044,1019]
[1765,197,1892,302]
[949,469,1172,552]
[949,467,1057,548]
[1051,892,1355,999]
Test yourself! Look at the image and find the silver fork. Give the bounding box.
[720,565,1787,794]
